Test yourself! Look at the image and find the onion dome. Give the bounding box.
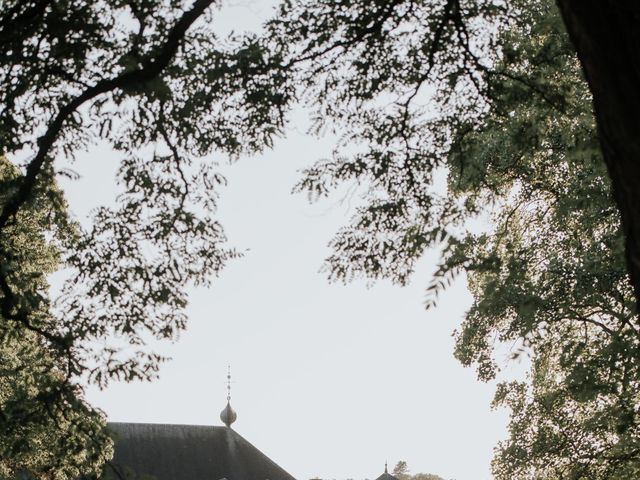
[220,400,237,428]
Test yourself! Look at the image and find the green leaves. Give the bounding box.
[2,0,639,477]
[0,157,112,478]
[274,0,640,477]
[0,0,287,476]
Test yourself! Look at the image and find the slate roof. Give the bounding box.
[101,422,297,480]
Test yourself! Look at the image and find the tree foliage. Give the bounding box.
[2,0,639,478]
[392,461,444,480]
[0,158,112,479]
[447,6,640,479]
[265,0,640,478]
[0,0,290,476]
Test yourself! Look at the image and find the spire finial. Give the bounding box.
[385,461,388,474]
[220,365,237,428]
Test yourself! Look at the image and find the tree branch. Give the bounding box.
[0,0,216,231]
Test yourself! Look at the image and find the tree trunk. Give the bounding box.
[556,0,640,312]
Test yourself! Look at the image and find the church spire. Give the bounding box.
[220,365,237,428]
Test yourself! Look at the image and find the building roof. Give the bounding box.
[375,473,399,480]
[374,463,399,480]
[101,422,297,480]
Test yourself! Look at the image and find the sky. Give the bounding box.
[56,2,520,480]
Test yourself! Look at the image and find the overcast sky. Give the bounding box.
[56,2,522,480]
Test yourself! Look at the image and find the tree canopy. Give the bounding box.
[266,0,640,477]
[1,0,289,476]
[0,157,111,478]
[1,0,639,478]
[393,460,445,480]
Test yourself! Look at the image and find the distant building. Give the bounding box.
[101,368,296,480]
[102,422,295,480]
[374,462,399,480]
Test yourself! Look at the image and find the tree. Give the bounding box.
[412,475,445,480]
[393,461,444,480]
[0,0,291,475]
[447,7,640,478]
[263,0,640,302]
[0,157,112,478]
[392,461,409,479]
[264,0,640,477]
[2,0,639,477]
[555,0,640,313]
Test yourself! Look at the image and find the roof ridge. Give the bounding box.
[107,421,221,428]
